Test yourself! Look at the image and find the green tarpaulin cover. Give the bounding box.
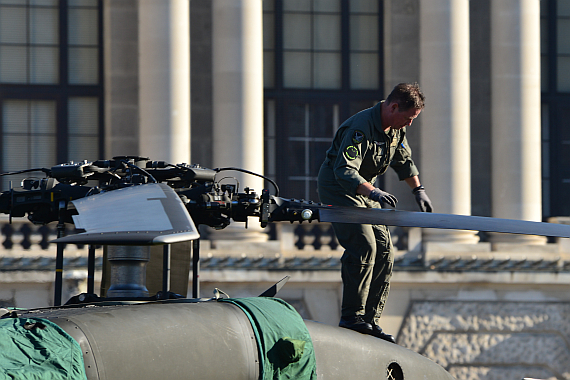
[0,317,87,380]
[220,297,317,380]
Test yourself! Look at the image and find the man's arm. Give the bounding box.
[404,175,433,212]
[358,173,423,196]
[356,182,375,197]
[404,175,421,190]
[357,182,398,208]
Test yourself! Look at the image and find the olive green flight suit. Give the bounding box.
[317,101,419,326]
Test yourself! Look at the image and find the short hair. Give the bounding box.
[385,83,425,111]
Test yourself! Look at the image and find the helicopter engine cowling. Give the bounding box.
[40,301,259,380]
[19,300,456,380]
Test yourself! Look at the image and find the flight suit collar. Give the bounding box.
[371,101,384,134]
[372,101,400,137]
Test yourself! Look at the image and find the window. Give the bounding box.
[263,0,275,88]
[0,0,60,84]
[264,0,383,201]
[1,99,57,190]
[541,0,570,216]
[68,0,99,84]
[282,0,342,89]
[540,0,548,91]
[349,0,380,89]
[284,102,339,198]
[68,96,99,162]
[0,0,103,191]
[557,0,570,91]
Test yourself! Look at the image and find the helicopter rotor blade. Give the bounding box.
[318,206,570,238]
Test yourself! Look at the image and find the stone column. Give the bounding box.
[490,0,545,244]
[419,0,479,244]
[210,0,267,242]
[139,0,190,164]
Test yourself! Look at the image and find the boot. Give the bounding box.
[368,324,396,343]
[338,316,373,334]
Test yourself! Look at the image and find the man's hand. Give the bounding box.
[412,186,433,212]
[368,188,398,208]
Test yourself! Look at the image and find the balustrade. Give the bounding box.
[0,219,410,254]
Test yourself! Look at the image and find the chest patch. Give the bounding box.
[352,130,365,145]
[344,145,359,160]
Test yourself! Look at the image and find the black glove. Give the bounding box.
[413,186,433,212]
[368,188,398,208]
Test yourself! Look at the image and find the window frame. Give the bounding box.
[0,0,104,172]
[264,0,385,200]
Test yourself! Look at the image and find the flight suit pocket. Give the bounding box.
[372,142,385,163]
[371,141,388,174]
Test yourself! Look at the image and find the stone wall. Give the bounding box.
[398,301,570,380]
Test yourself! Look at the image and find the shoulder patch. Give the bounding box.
[344,145,359,160]
[352,130,365,145]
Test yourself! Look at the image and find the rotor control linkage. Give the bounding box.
[0,157,320,229]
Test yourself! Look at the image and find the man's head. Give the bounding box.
[382,83,425,130]
[385,83,425,111]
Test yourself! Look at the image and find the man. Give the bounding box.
[317,83,433,343]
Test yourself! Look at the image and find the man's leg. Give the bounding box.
[363,224,395,343]
[364,224,394,324]
[331,222,377,324]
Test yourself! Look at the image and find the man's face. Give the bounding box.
[388,104,421,130]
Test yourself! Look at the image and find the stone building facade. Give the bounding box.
[1,1,570,380]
